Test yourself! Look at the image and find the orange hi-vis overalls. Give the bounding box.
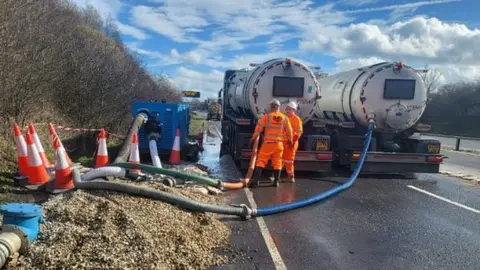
[252,111,293,170]
[283,113,303,177]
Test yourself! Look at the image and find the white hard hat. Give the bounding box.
[286,101,298,110]
[270,99,280,106]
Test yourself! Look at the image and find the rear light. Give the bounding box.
[241,151,252,158]
[236,119,251,125]
[316,153,332,160]
[416,123,431,132]
[427,155,444,163]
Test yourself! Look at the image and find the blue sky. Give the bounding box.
[72,0,480,99]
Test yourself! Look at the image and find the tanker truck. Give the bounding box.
[219,58,333,172]
[206,99,222,120]
[314,61,444,173]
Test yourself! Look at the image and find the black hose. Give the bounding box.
[71,169,253,219]
[113,113,148,163]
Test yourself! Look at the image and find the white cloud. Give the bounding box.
[300,17,480,66]
[340,0,381,6]
[131,1,353,51]
[333,57,388,72]
[342,0,463,14]
[171,67,224,99]
[125,0,479,83]
[115,21,149,40]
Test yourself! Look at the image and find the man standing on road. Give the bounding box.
[282,101,303,183]
[249,99,293,187]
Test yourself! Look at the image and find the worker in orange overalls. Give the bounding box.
[282,101,303,183]
[249,99,293,187]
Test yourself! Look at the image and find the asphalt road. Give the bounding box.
[203,121,480,270]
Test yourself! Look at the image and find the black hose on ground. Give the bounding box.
[113,112,148,163]
[71,169,253,219]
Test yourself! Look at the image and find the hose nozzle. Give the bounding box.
[367,113,376,128]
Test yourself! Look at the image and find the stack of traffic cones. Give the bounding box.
[28,123,53,170]
[48,123,72,166]
[46,137,74,193]
[95,129,109,168]
[20,132,51,190]
[128,133,141,172]
[169,127,181,164]
[13,123,29,177]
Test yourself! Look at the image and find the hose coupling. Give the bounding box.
[229,204,253,220]
[125,169,140,180]
[217,181,224,190]
[366,113,376,128]
[239,204,253,220]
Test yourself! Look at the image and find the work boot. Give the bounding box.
[286,175,295,183]
[249,167,263,188]
[273,170,281,187]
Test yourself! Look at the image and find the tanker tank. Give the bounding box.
[315,61,428,133]
[224,58,320,123]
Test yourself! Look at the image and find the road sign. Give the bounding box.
[182,91,201,98]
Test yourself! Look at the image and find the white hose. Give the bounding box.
[0,232,22,268]
[149,139,165,178]
[149,140,162,168]
[80,166,127,182]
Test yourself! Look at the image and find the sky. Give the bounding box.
[72,0,480,99]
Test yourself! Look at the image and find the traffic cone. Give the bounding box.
[128,133,141,172]
[48,123,72,166]
[28,123,52,169]
[46,137,74,193]
[13,123,29,177]
[20,132,50,189]
[169,127,181,164]
[95,129,109,168]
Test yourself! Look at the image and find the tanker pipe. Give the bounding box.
[71,168,253,219]
[113,112,148,163]
[80,166,141,182]
[252,119,376,217]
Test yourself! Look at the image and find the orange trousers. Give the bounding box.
[255,141,284,170]
[282,141,298,177]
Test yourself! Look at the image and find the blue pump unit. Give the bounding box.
[0,203,43,242]
[132,101,190,156]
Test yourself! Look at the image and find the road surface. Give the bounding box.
[202,121,480,270]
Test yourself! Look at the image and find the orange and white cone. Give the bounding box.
[20,132,50,189]
[95,129,109,168]
[169,127,181,164]
[46,137,74,193]
[28,123,52,169]
[128,133,141,172]
[48,123,72,166]
[13,123,29,177]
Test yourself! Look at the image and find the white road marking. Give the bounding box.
[244,188,288,270]
[212,121,223,140]
[232,159,287,270]
[407,185,480,214]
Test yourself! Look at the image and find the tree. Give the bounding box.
[419,65,443,94]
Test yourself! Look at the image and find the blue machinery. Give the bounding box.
[0,203,43,267]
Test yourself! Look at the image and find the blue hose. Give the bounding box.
[253,123,375,217]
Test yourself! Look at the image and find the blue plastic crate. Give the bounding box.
[132,101,190,155]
